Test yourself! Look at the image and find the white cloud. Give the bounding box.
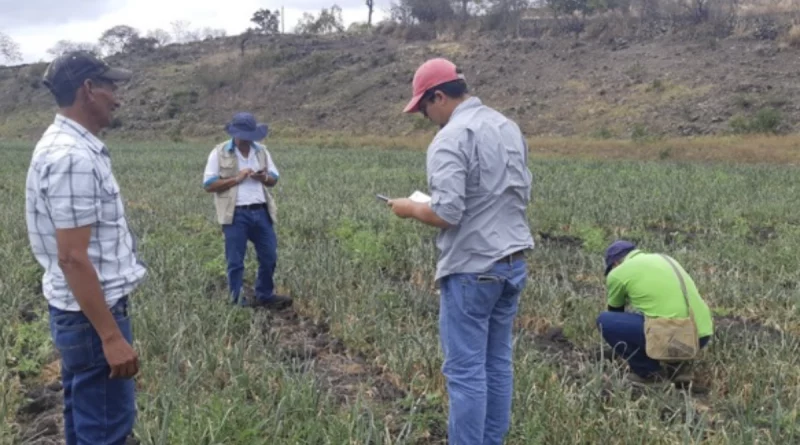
[0,0,125,28]
[2,0,388,64]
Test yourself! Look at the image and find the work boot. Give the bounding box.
[664,361,694,384]
[253,294,293,311]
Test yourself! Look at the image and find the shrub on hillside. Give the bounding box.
[374,20,399,36]
[784,25,800,47]
[403,24,438,41]
[296,5,346,34]
[347,22,372,35]
[729,108,783,134]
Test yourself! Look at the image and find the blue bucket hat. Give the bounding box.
[225,112,268,141]
[604,240,636,276]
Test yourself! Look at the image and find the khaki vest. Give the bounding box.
[212,141,278,225]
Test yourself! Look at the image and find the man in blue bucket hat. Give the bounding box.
[203,112,292,310]
[597,240,714,385]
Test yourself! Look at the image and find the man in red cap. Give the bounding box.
[388,58,534,444]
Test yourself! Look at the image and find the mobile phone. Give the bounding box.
[376,194,390,202]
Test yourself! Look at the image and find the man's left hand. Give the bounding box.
[388,198,415,219]
[250,170,275,185]
[250,170,271,185]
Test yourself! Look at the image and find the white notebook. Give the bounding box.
[409,190,431,204]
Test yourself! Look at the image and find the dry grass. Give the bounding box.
[524,135,800,164]
[785,25,800,47]
[38,360,60,386]
[255,131,800,165]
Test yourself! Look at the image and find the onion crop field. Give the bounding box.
[1,140,799,444]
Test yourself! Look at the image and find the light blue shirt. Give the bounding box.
[427,96,535,282]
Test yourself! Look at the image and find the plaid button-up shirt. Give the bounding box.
[25,114,147,311]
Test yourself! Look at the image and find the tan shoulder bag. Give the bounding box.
[643,254,700,361]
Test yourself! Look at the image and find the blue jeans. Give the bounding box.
[222,206,278,305]
[596,312,711,377]
[439,258,527,445]
[48,297,136,445]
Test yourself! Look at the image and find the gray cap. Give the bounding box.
[42,51,132,97]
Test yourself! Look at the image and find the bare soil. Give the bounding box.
[253,305,407,406]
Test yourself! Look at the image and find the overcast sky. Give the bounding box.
[0,0,388,64]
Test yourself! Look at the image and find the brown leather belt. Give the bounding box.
[497,250,527,264]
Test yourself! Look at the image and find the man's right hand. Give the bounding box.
[237,168,255,182]
[56,226,141,379]
[103,334,139,379]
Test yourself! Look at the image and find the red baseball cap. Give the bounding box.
[403,58,465,114]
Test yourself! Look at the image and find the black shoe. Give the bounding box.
[253,294,293,310]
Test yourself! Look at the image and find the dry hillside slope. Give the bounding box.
[2,31,800,141]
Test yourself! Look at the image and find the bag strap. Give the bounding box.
[659,254,696,323]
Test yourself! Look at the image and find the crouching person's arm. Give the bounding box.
[606,274,627,313]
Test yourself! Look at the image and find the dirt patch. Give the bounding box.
[18,303,40,323]
[529,326,582,357]
[747,225,778,244]
[537,232,584,249]
[253,305,450,443]
[254,306,407,405]
[15,382,62,445]
[11,311,70,445]
[526,327,621,386]
[15,378,140,445]
[644,223,702,246]
[713,314,786,341]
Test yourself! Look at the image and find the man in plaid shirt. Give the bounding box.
[25,51,147,445]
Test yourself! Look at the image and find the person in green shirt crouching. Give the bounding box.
[597,240,714,385]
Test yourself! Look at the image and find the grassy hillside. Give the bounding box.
[2,22,800,143]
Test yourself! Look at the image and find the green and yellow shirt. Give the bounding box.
[606,250,714,338]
